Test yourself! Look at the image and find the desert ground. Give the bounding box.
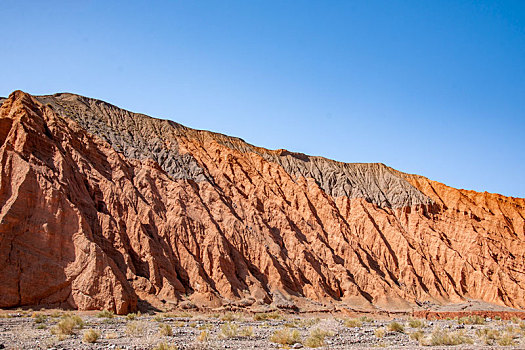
[0,308,524,350]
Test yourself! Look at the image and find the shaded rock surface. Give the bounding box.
[0,90,524,314]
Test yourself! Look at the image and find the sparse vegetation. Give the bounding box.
[96,309,114,318]
[126,312,139,320]
[159,323,173,336]
[375,328,386,338]
[240,326,254,337]
[50,315,84,337]
[82,329,100,343]
[33,313,48,324]
[344,318,363,328]
[197,330,209,342]
[126,321,146,337]
[221,312,236,321]
[359,315,374,323]
[410,330,424,342]
[428,330,473,346]
[387,321,404,333]
[510,316,520,324]
[476,327,500,344]
[497,332,516,346]
[153,342,178,350]
[198,323,213,330]
[285,318,320,328]
[270,328,302,345]
[304,328,334,348]
[408,319,424,328]
[457,315,485,325]
[220,322,239,338]
[254,311,281,321]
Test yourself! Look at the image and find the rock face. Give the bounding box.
[0,91,523,314]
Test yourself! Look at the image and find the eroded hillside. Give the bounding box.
[0,91,523,314]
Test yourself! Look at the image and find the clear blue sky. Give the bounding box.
[1,1,524,197]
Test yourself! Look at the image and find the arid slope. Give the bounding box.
[0,91,523,314]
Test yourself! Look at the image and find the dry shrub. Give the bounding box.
[387,321,404,333]
[344,318,362,328]
[82,329,100,343]
[221,312,236,321]
[96,309,114,318]
[197,330,209,342]
[159,323,173,336]
[457,315,485,325]
[408,319,424,328]
[220,322,239,338]
[429,330,473,346]
[270,328,302,345]
[304,328,334,348]
[497,332,516,346]
[254,311,281,321]
[33,313,48,324]
[374,328,385,338]
[410,330,424,342]
[126,321,146,337]
[240,326,254,337]
[51,315,84,336]
[153,342,178,350]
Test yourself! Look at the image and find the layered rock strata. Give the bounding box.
[0,91,523,314]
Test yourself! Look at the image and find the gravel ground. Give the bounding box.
[0,309,524,349]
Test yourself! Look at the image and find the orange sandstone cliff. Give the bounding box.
[0,91,523,314]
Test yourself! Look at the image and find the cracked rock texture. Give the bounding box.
[0,91,524,314]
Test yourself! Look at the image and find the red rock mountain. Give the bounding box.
[0,91,523,314]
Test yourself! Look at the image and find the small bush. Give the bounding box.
[159,323,173,336]
[154,314,164,322]
[240,326,254,337]
[197,330,209,342]
[387,321,404,333]
[126,312,138,320]
[220,322,239,338]
[270,328,302,345]
[476,328,500,345]
[497,333,515,346]
[410,330,424,342]
[33,314,48,324]
[153,343,177,350]
[82,329,100,343]
[51,315,84,336]
[254,311,281,321]
[96,309,114,318]
[359,316,374,323]
[126,321,146,337]
[221,312,236,321]
[510,316,520,324]
[457,315,485,325]
[304,328,333,348]
[198,323,213,330]
[344,318,363,328]
[429,330,473,346]
[408,319,424,328]
[374,328,385,338]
